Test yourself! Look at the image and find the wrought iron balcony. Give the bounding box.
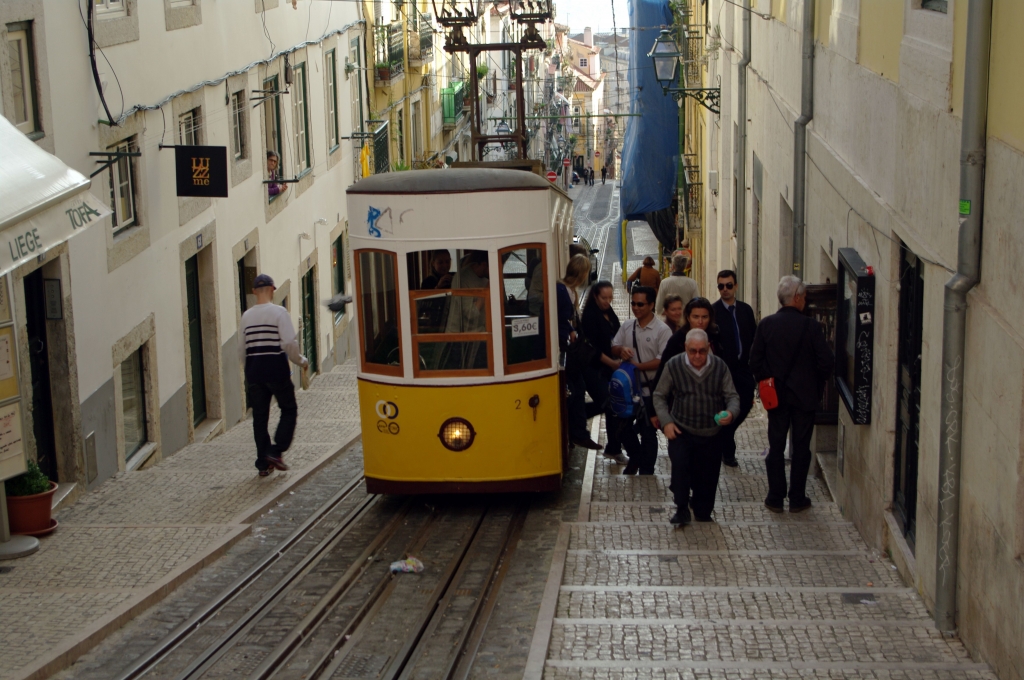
[374,22,405,84]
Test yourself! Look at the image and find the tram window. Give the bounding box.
[357,250,401,373]
[408,249,492,376]
[500,244,549,371]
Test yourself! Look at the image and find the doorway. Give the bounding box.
[301,268,318,374]
[185,254,207,425]
[237,252,257,410]
[893,245,924,550]
[23,269,57,482]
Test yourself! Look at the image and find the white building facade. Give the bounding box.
[0,0,365,496]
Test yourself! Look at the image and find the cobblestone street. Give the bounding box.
[1,363,362,680]
[527,377,997,677]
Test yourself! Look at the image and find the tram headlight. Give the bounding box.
[438,417,476,452]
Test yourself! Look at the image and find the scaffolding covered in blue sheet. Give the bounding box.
[618,0,678,258]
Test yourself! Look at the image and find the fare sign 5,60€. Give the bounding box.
[174,146,228,198]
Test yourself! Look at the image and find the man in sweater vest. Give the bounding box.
[653,329,740,526]
[238,274,309,476]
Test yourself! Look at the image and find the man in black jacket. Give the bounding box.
[712,270,758,467]
[749,276,834,512]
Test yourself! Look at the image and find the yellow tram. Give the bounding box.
[347,169,575,493]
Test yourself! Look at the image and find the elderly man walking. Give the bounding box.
[749,276,834,512]
[654,328,740,526]
[655,253,699,316]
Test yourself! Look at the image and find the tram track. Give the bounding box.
[113,473,381,680]
[117,486,530,680]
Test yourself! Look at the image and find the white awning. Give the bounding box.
[0,116,111,276]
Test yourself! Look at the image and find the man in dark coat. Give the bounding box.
[748,276,834,512]
[712,270,758,467]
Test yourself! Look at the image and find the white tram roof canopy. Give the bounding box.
[0,116,110,276]
[347,168,554,195]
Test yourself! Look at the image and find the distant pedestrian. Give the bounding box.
[654,328,739,525]
[749,276,834,512]
[591,167,596,185]
[655,253,698,316]
[627,256,661,293]
[712,270,758,467]
[611,286,672,474]
[239,274,308,476]
[601,166,607,184]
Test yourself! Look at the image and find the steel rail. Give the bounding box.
[174,491,397,679]
[113,473,369,680]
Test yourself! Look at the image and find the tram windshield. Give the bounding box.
[407,249,491,375]
[500,244,549,372]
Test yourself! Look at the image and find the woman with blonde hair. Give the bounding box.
[558,254,601,450]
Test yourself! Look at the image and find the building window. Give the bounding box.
[579,58,588,68]
[411,101,422,159]
[95,0,126,16]
[6,23,39,136]
[108,137,137,235]
[326,50,340,151]
[920,0,947,12]
[120,348,148,459]
[349,37,364,134]
[230,90,246,160]
[332,235,345,322]
[293,63,311,173]
[179,107,200,145]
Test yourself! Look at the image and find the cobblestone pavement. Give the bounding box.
[3,362,361,680]
[526,278,997,679]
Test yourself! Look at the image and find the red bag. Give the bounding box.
[758,378,779,410]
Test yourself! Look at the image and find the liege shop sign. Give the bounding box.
[174,146,228,198]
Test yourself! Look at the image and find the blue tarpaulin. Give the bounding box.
[618,0,679,254]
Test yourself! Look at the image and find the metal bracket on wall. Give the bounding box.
[88,150,142,178]
[667,87,721,115]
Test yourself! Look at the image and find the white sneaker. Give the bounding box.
[608,453,629,465]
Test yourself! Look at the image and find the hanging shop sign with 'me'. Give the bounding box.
[174,146,228,198]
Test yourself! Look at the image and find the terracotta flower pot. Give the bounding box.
[6,481,57,534]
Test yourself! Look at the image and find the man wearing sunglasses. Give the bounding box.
[611,286,672,475]
[712,270,759,467]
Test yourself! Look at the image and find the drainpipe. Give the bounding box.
[935,0,993,634]
[791,0,814,277]
[735,0,751,292]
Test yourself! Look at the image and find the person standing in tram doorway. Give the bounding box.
[238,274,309,477]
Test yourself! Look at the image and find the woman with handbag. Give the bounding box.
[580,281,626,463]
[627,256,661,293]
[560,254,602,450]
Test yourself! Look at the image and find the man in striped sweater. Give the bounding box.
[238,274,309,477]
[653,329,740,526]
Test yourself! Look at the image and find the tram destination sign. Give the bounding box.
[174,146,228,198]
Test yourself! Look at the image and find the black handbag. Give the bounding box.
[566,308,598,371]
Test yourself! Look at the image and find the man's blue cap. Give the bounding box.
[253,274,275,289]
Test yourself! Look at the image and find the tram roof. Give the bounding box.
[347,168,554,196]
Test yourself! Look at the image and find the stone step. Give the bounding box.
[567,521,864,552]
[561,551,905,588]
[556,588,931,622]
[590,473,832,504]
[588,501,844,523]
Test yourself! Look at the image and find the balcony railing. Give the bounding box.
[442,80,466,127]
[420,15,434,60]
[375,22,405,82]
[373,121,390,174]
[684,26,703,87]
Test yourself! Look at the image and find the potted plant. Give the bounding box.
[4,460,57,535]
[476,63,489,80]
[375,61,392,81]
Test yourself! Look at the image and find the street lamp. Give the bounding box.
[646,28,721,115]
[649,30,681,92]
[496,120,511,136]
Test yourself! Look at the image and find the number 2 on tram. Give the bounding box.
[347,169,575,493]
